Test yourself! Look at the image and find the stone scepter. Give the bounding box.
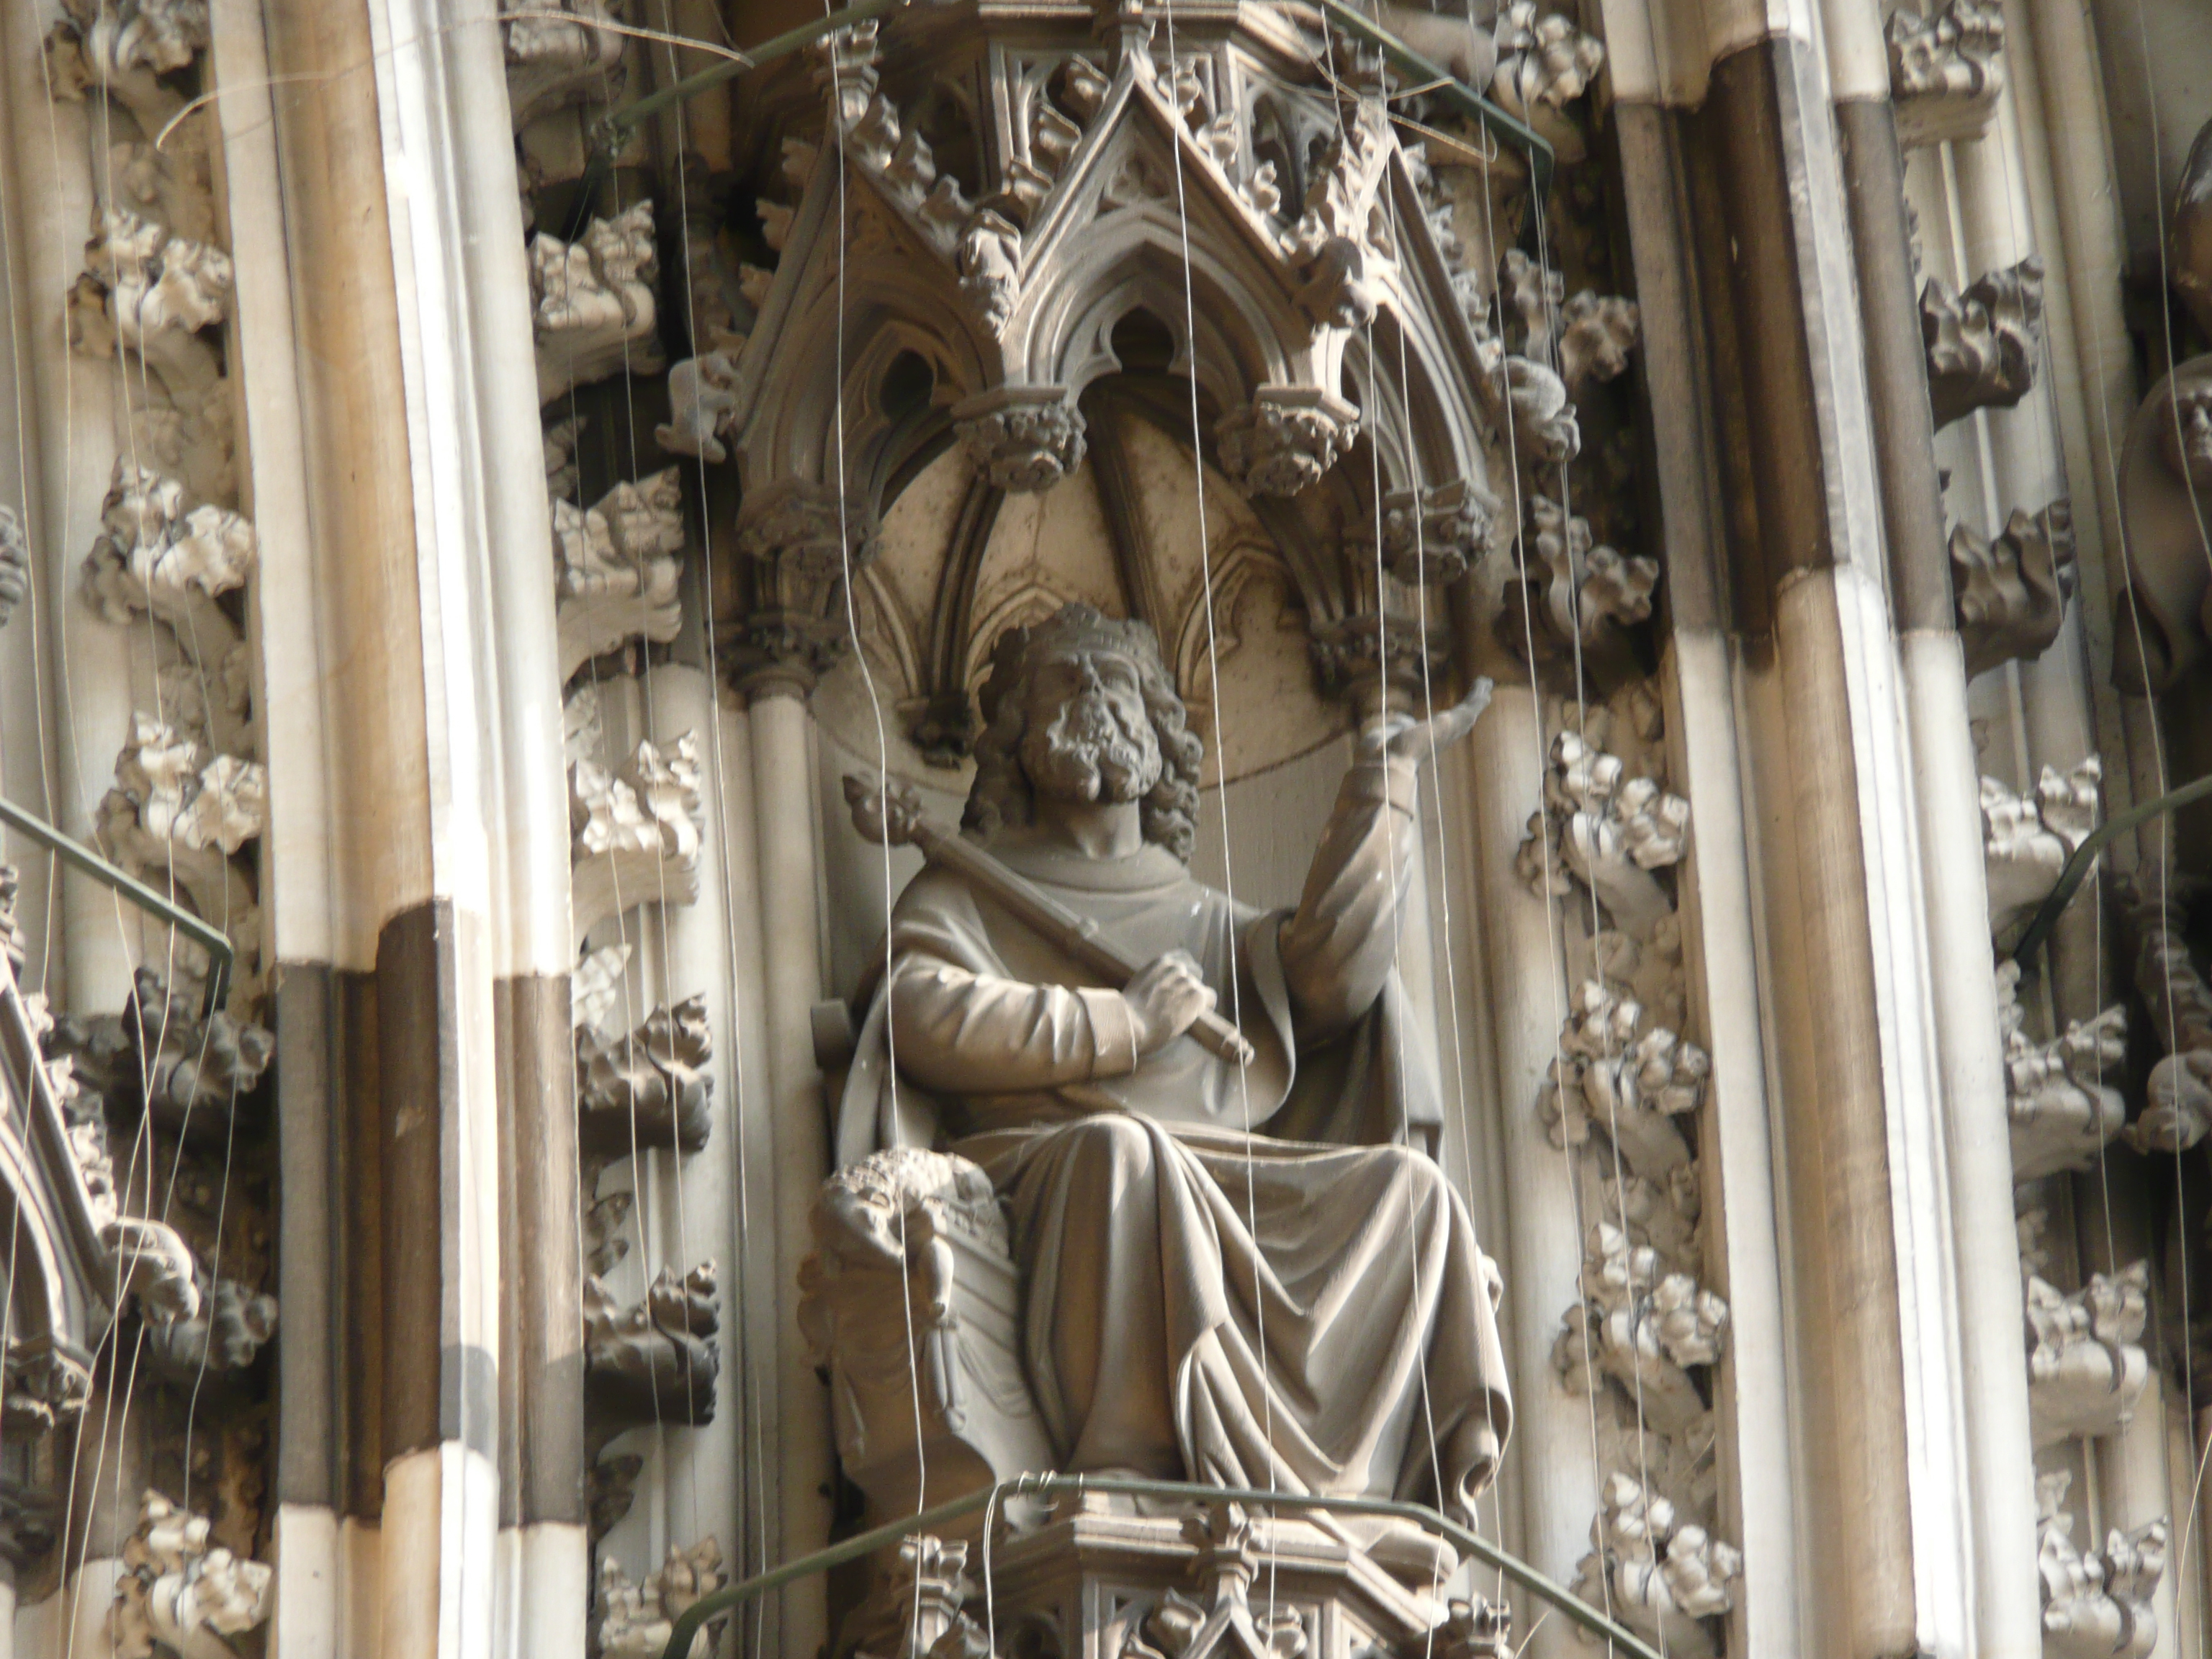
[841,771,1260,1064]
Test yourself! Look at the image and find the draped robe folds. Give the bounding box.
[834,757,1514,1526]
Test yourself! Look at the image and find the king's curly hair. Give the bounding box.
[962,604,1205,863]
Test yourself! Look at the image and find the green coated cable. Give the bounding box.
[0,795,233,1016]
[2007,771,2212,970]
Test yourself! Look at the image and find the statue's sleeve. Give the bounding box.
[1277,757,1421,1038]
[885,880,1145,1092]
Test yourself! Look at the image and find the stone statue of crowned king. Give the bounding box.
[819,601,1513,1585]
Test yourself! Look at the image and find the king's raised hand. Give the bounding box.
[1357,677,1496,766]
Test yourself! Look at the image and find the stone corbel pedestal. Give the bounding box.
[843,1506,1458,1659]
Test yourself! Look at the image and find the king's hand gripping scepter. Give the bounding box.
[842,773,1259,1066]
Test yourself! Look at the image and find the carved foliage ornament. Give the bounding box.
[1922,256,2044,430]
[1995,960,2126,1182]
[1980,756,2099,938]
[1572,1473,1740,1659]
[570,732,706,943]
[2118,878,2212,1154]
[954,390,1089,494]
[585,1261,720,1429]
[1950,499,2075,679]
[1519,731,1690,941]
[597,1539,726,1659]
[1887,0,2005,148]
[576,994,714,1158]
[2038,1470,2164,1659]
[553,468,687,681]
[531,202,662,404]
[503,0,626,127]
[109,1491,272,1659]
[1215,391,1360,499]
[2026,1262,2149,1446]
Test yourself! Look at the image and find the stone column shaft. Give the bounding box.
[1465,691,1593,1658]
[749,682,831,1659]
[1830,20,2044,1653]
[1623,12,1978,1656]
[0,0,139,1015]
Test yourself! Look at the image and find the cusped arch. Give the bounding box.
[736,156,1002,522]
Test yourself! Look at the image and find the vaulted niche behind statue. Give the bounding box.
[811,310,1502,1221]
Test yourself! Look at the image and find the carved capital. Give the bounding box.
[953,388,1087,493]
[1215,390,1359,497]
[1306,611,1452,719]
[2,1337,95,1437]
[727,482,878,690]
[1380,478,1502,585]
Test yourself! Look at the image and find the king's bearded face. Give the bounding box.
[1018,649,1164,806]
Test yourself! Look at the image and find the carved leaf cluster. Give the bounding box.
[2037,1470,2165,1659]
[584,1261,721,1429]
[1949,499,2075,678]
[2026,1263,2150,1445]
[1519,731,1689,938]
[1922,257,2044,429]
[554,468,688,679]
[576,994,714,1158]
[1887,0,2005,147]
[570,732,706,940]
[532,202,663,403]
[109,1491,272,1659]
[82,459,256,627]
[1995,960,2126,1180]
[596,1538,726,1659]
[1980,755,2099,937]
[1572,1473,1741,1657]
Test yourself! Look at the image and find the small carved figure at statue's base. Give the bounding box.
[800,1147,1055,1540]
